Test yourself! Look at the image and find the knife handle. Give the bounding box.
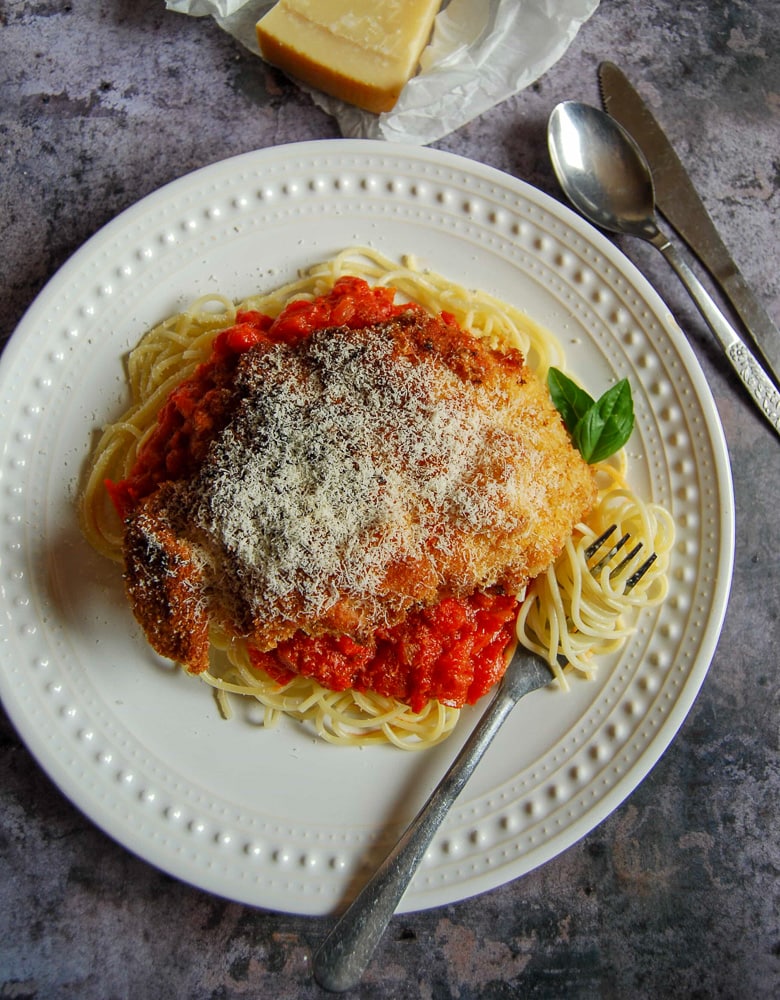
[655,235,780,439]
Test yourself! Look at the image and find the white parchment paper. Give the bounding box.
[165,0,600,144]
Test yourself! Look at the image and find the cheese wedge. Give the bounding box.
[256,0,441,114]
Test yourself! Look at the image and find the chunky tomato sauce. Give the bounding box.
[108,277,518,709]
[107,277,410,520]
[250,592,517,712]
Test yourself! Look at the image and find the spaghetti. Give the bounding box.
[80,247,673,749]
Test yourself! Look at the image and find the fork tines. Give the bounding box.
[585,523,657,592]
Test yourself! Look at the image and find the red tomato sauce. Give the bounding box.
[106,277,411,520]
[108,277,517,709]
[250,592,518,712]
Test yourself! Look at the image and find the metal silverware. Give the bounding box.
[547,101,780,435]
[598,60,780,388]
[547,101,780,440]
[313,528,659,992]
[313,648,552,993]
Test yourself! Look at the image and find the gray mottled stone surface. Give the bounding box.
[1,1,778,997]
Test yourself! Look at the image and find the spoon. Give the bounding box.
[547,100,780,440]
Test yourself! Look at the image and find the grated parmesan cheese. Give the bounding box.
[189,320,530,631]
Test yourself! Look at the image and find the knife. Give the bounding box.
[598,60,780,389]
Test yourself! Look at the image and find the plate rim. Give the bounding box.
[0,138,735,914]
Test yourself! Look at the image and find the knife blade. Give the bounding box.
[598,60,780,388]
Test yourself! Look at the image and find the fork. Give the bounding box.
[313,525,656,992]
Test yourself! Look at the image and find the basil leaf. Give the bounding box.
[547,368,634,463]
[574,378,634,463]
[547,367,594,435]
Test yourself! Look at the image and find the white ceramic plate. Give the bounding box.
[0,139,733,916]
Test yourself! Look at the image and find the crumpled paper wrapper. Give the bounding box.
[166,0,600,144]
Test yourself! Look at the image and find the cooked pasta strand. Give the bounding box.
[79,248,673,747]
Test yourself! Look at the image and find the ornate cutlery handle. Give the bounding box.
[652,233,780,438]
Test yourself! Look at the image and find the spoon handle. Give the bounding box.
[654,234,780,439]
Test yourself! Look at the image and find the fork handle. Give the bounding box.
[312,682,520,993]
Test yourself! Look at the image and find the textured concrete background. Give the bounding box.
[1,1,779,997]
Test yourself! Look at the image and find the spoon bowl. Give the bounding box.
[547,100,780,439]
[548,101,660,241]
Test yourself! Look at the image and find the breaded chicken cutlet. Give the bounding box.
[121,310,595,673]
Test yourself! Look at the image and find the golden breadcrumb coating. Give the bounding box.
[122,311,595,672]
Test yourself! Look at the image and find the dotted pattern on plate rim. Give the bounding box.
[0,144,727,913]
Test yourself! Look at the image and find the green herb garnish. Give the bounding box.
[547,367,634,464]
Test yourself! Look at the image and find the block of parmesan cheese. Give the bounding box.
[256,0,441,114]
